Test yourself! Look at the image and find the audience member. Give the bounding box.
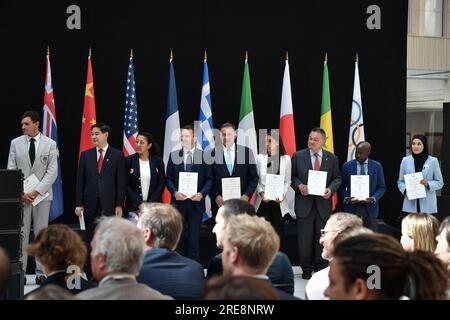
[26,224,96,295]
[26,284,79,300]
[325,233,448,300]
[205,275,280,300]
[221,214,298,299]
[0,247,11,298]
[305,212,365,300]
[136,203,206,299]
[400,213,440,252]
[76,217,172,300]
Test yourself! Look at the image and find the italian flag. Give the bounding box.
[320,56,337,210]
[237,53,257,160]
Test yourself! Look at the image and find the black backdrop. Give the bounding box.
[0,0,407,226]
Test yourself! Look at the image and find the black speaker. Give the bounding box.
[0,231,22,262]
[0,202,23,231]
[2,261,24,300]
[0,170,23,200]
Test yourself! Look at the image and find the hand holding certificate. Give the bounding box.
[178,172,198,198]
[264,174,284,201]
[23,174,50,206]
[222,177,241,201]
[350,175,370,200]
[404,172,426,200]
[307,170,327,196]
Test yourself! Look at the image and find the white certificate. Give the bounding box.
[23,174,50,206]
[350,175,370,200]
[404,172,426,200]
[265,174,285,201]
[79,211,86,231]
[222,177,241,201]
[307,170,327,196]
[178,172,198,198]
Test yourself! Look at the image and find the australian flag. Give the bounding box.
[123,53,139,157]
[42,51,64,221]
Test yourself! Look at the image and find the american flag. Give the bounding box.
[123,53,138,157]
[42,49,64,221]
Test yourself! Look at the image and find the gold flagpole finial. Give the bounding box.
[325,52,328,62]
[245,50,248,62]
[204,50,207,61]
[170,49,173,62]
[130,48,134,58]
[47,46,50,56]
[286,51,289,61]
[89,47,92,57]
[356,52,359,63]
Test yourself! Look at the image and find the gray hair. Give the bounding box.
[326,212,363,232]
[138,203,182,250]
[91,217,145,275]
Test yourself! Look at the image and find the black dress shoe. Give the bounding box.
[35,275,46,285]
[302,271,312,280]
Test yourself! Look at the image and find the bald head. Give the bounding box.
[355,141,371,163]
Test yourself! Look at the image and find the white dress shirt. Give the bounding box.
[223,144,236,167]
[27,132,41,153]
[96,144,109,160]
[139,159,151,201]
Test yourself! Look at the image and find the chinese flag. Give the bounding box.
[78,51,97,162]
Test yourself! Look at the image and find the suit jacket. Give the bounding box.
[339,158,386,217]
[209,144,259,199]
[76,146,126,216]
[137,248,206,300]
[206,251,294,295]
[7,134,58,200]
[397,155,444,213]
[291,148,341,220]
[254,154,292,217]
[166,148,213,213]
[26,271,97,297]
[125,153,165,212]
[76,275,173,300]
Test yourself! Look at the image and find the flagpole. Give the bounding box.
[245,50,248,63]
[130,48,133,59]
[356,52,359,63]
[89,47,92,57]
[47,46,50,57]
[170,49,173,63]
[325,52,328,62]
[204,50,207,62]
[286,51,289,61]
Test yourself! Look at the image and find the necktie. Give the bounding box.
[226,149,233,175]
[29,138,35,166]
[185,151,193,172]
[314,153,320,171]
[98,148,104,173]
[360,163,366,175]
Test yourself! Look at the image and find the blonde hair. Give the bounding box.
[401,213,440,253]
[226,215,280,274]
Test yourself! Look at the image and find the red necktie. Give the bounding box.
[98,148,104,173]
[314,153,320,171]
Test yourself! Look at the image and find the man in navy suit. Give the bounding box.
[210,123,258,209]
[136,203,206,300]
[166,125,213,261]
[75,123,126,245]
[339,141,386,231]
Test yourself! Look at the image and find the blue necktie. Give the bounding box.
[185,151,193,172]
[360,163,366,175]
[226,149,233,175]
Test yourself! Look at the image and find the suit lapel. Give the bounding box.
[22,136,32,169]
[319,150,329,172]
[302,150,312,171]
[231,147,238,176]
[33,136,44,170]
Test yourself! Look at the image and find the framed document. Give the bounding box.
[178,172,198,198]
[350,175,370,200]
[265,174,284,201]
[307,170,327,196]
[222,177,241,201]
[404,172,426,200]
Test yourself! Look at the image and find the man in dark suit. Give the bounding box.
[166,125,213,261]
[75,123,126,245]
[339,141,386,231]
[136,203,205,300]
[291,127,341,279]
[210,123,258,209]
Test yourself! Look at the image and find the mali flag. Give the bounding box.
[320,55,337,210]
[78,49,97,162]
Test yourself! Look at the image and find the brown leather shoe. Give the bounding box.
[35,275,46,285]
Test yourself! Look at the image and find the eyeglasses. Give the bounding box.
[320,229,338,237]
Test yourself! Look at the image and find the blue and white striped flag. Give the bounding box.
[197,52,214,221]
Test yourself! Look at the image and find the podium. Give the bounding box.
[0,169,24,299]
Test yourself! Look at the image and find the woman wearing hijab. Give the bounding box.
[397,135,444,214]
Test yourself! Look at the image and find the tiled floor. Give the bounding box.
[24,268,309,299]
